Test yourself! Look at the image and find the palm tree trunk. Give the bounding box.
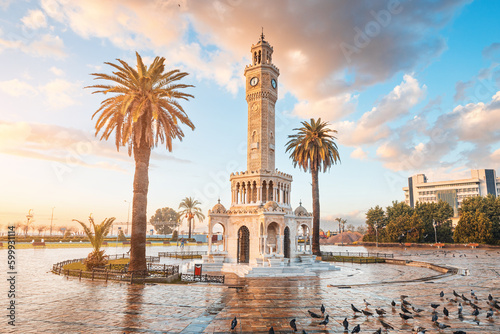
[128,136,151,272]
[311,167,321,255]
[188,216,192,239]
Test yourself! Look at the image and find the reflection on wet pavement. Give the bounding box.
[0,245,499,333]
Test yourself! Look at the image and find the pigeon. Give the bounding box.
[321,304,325,315]
[488,294,493,301]
[379,319,394,330]
[391,300,396,307]
[364,299,371,308]
[452,331,466,334]
[269,327,275,334]
[435,321,450,329]
[458,302,463,314]
[351,304,362,314]
[432,313,438,322]
[362,309,373,316]
[302,331,307,334]
[412,306,424,314]
[440,291,444,298]
[402,299,412,306]
[399,313,413,321]
[401,295,409,300]
[453,290,461,298]
[401,304,412,314]
[343,317,349,330]
[231,317,237,330]
[472,308,479,317]
[290,318,297,332]
[308,310,322,319]
[431,303,440,312]
[470,302,481,310]
[375,308,387,316]
[319,314,329,326]
[443,307,449,317]
[471,289,476,298]
[414,326,426,334]
[462,294,470,303]
[352,324,360,333]
[486,308,494,319]
[372,328,382,334]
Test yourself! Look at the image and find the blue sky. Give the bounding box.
[0,0,499,232]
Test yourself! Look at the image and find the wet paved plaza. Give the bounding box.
[1,245,499,333]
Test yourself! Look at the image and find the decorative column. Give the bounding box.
[257,185,262,203]
[308,232,313,254]
[263,235,268,254]
[276,235,281,255]
[224,234,228,252]
[207,222,212,255]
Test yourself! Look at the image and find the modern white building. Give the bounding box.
[403,169,500,218]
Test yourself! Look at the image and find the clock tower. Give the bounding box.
[244,31,280,172]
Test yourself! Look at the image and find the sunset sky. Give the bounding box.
[1,0,499,232]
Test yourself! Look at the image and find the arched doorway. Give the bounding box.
[237,226,250,263]
[267,222,279,254]
[284,226,290,258]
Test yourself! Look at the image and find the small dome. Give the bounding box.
[264,201,279,210]
[211,201,226,213]
[294,204,308,216]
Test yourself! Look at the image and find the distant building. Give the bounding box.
[403,169,499,219]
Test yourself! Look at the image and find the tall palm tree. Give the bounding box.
[73,216,115,270]
[87,53,195,272]
[286,118,340,255]
[178,197,205,239]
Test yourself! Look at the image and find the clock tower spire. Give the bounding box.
[244,33,280,172]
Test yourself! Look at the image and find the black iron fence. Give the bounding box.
[158,251,206,259]
[181,273,225,284]
[320,251,393,258]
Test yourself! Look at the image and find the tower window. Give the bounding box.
[258,50,261,64]
[254,52,257,65]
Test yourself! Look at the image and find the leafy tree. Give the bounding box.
[454,211,493,244]
[37,225,48,235]
[172,230,178,241]
[87,53,195,271]
[117,229,127,242]
[459,195,500,244]
[178,197,205,239]
[386,201,414,221]
[415,201,453,243]
[385,213,423,243]
[363,205,386,242]
[149,207,179,235]
[73,216,116,270]
[286,118,341,255]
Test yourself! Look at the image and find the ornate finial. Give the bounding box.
[260,27,265,41]
[299,200,302,206]
[218,198,221,204]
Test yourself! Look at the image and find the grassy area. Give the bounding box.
[322,256,386,263]
[63,257,130,271]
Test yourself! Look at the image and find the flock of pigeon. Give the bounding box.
[229,289,499,333]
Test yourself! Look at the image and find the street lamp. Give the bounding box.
[26,209,33,237]
[433,219,438,244]
[124,200,131,235]
[50,207,55,236]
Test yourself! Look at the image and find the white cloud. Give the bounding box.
[333,75,426,146]
[49,66,65,76]
[0,79,37,97]
[21,9,47,30]
[40,78,81,110]
[350,147,368,160]
[0,33,66,59]
[0,122,31,149]
[491,148,500,162]
[291,94,357,121]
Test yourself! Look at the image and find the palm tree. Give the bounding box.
[73,215,115,270]
[178,197,205,239]
[286,118,340,255]
[87,53,195,272]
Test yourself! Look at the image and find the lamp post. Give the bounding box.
[50,207,55,236]
[433,219,438,244]
[375,223,379,248]
[26,209,33,237]
[124,200,131,235]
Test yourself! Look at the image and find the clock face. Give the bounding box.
[271,78,277,89]
[250,77,259,86]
